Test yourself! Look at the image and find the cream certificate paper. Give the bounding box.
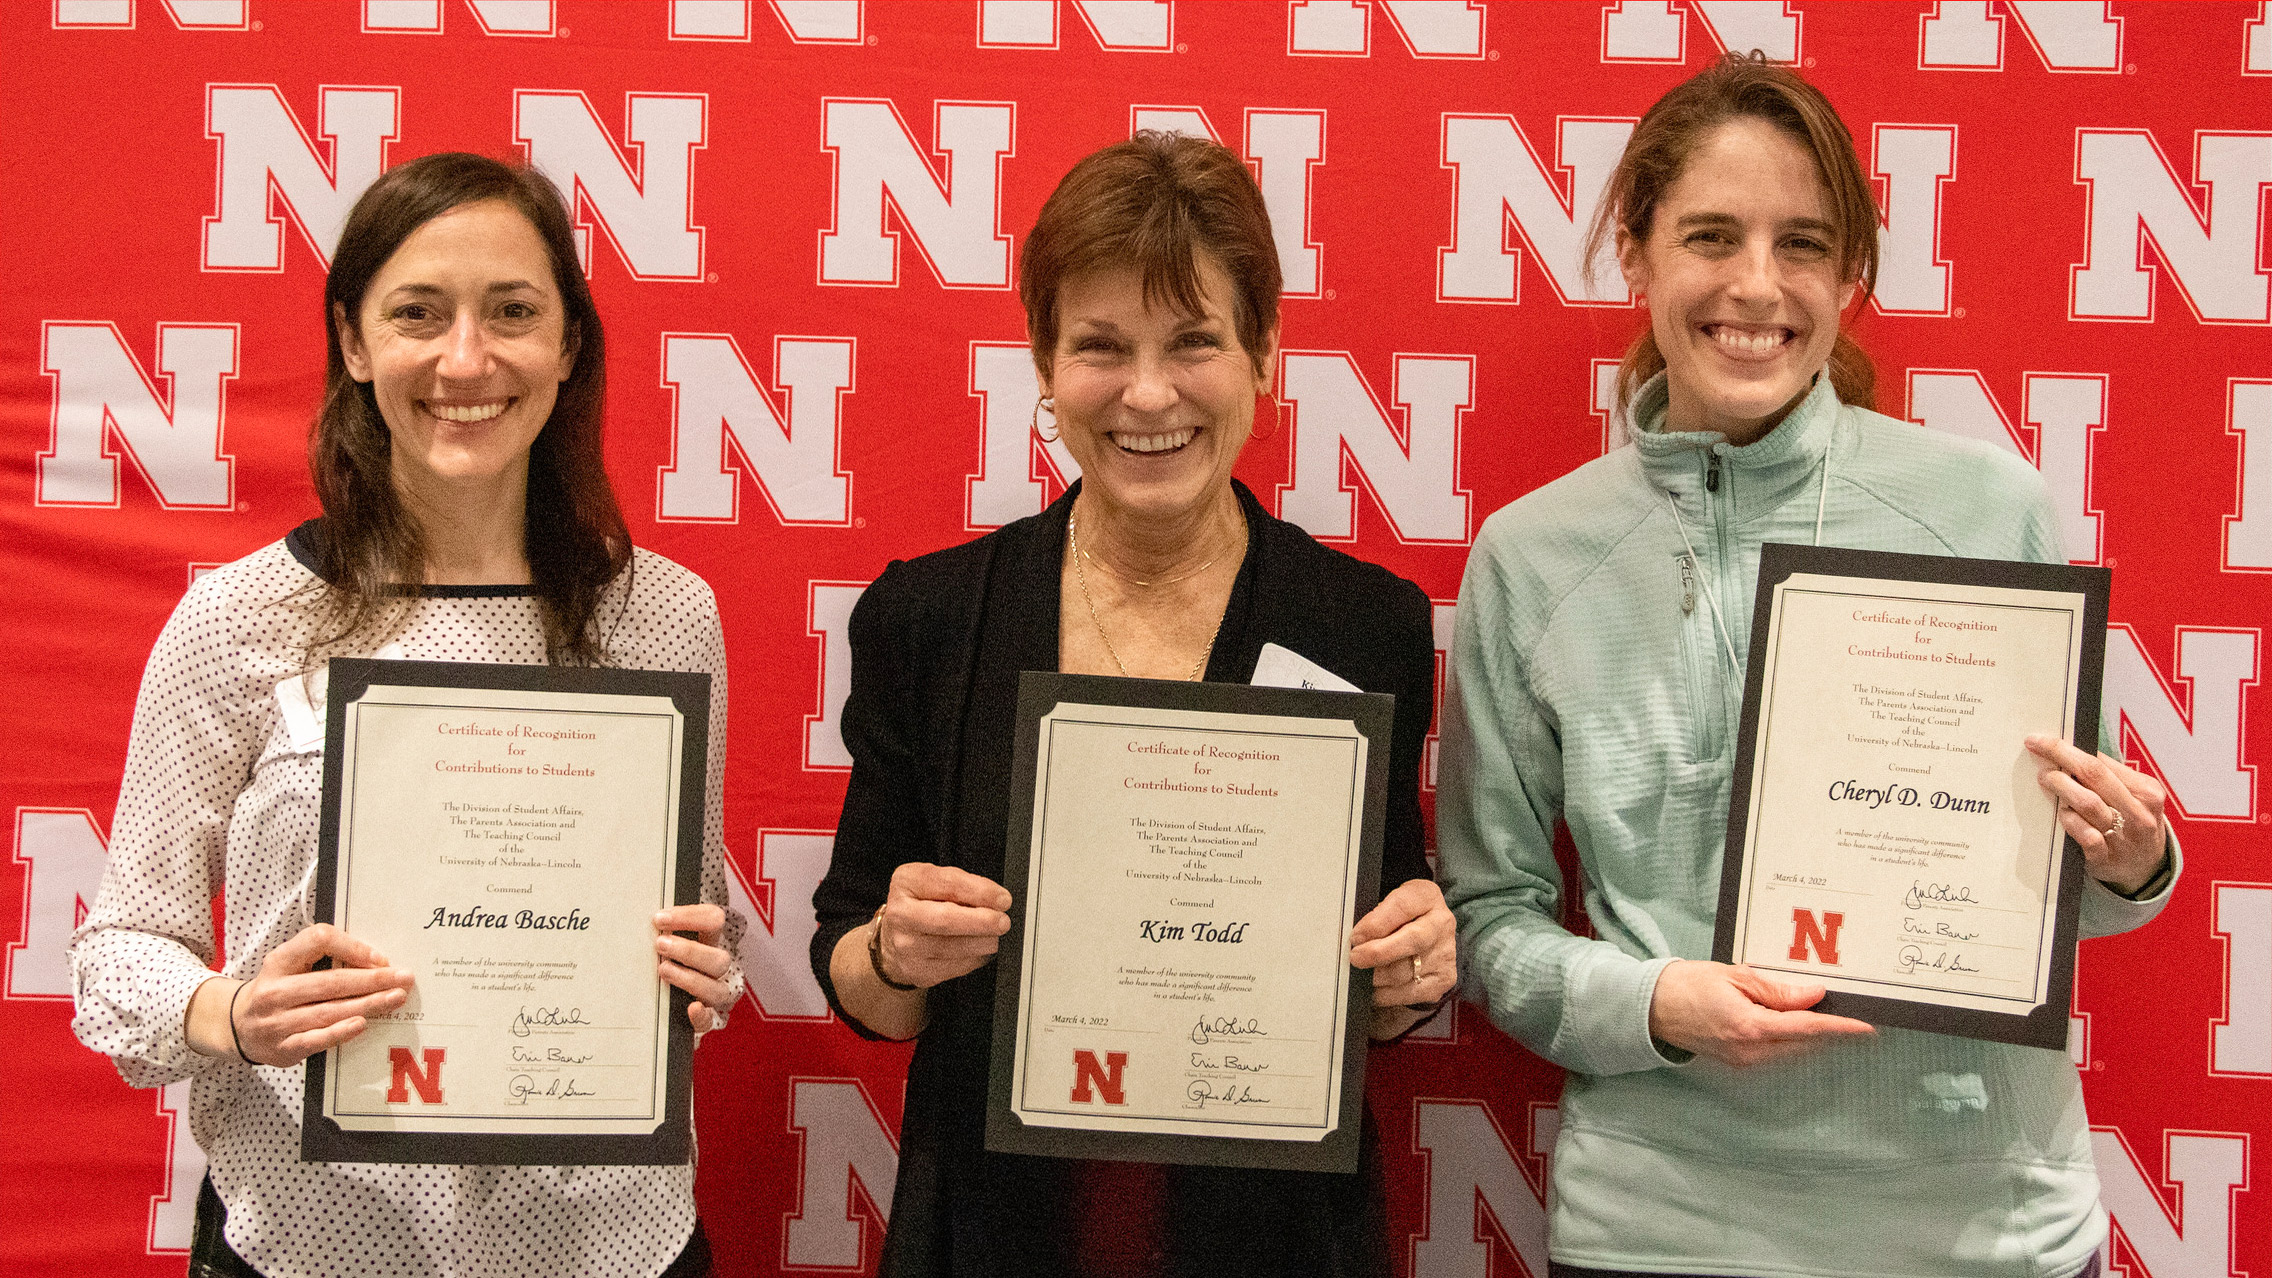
[1717,546,2106,1046]
[988,674,1390,1172]
[304,660,704,1163]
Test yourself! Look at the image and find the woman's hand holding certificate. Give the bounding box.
[1648,960,1874,1068]
[653,903,737,1033]
[2024,735,2169,895]
[875,865,1016,990]
[1348,878,1457,1031]
[832,864,1015,1041]
[189,924,415,1067]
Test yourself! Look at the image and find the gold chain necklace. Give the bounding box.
[1075,538,1217,588]
[1069,509,1224,681]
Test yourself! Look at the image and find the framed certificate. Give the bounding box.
[301,658,708,1164]
[1713,544,2110,1049]
[986,673,1391,1173]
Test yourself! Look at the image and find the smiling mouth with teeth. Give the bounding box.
[1706,326,1792,354]
[428,400,510,423]
[1112,427,1197,454]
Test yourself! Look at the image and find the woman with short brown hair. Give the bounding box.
[810,131,1454,1276]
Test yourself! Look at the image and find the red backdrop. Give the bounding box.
[3,2,2267,1274]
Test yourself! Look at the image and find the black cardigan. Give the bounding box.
[810,481,1435,1278]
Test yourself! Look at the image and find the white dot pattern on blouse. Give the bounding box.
[69,537,744,1278]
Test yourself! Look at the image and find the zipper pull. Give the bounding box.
[1705,452,1722,493]
[1679,556,1696,615]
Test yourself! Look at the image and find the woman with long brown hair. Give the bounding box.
[71,152,741,1278]
[1440,55,2174,1278]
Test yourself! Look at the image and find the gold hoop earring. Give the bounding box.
[1032,395,1059,443]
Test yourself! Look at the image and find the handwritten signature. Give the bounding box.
[1189,1052,1270,1073]
[1184,1079,1271,1108]
[1896,945,1981,975]
[510,1045,595,1065]
[509,1006,592,1038]
[1902,881,1979,910]
[1901,918,1981,942]
[1189,1016,1264,1046]
[507,1074,600,1103]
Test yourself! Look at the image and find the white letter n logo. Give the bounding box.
[39,323,237,509]
[203,84,399,271]
[1789,908,1844,965]
[818,99,1014,289]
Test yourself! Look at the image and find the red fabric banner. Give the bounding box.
[2,2,2265,1274]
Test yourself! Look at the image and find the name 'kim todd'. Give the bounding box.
[1138,919,1249,943]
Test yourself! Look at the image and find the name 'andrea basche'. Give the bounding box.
[426,904,593,931]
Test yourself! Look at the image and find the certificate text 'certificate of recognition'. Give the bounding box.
[303,659,707,1164]
[988,674,1390,1173]
[1714,545,2109,1048]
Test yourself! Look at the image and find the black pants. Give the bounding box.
[191,1175,714,1278]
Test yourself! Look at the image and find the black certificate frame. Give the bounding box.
[986,672,1392,1174]
[302,657,708,1165]
[1712,544,2110,1050]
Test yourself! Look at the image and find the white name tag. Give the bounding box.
[273,643,406,752]
[1250,642,1361,693]
[274,668,328,753]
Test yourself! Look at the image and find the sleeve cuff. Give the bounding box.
[2079,829,2182,940]
[1633,957,1693,1068]
[2107,844,2175,902]
[1563,953,1690,1076]
[76,956,226,1088]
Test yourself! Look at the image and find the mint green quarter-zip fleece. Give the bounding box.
[1439,374,2176,1278]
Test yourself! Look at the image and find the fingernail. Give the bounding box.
[653,910,671,926]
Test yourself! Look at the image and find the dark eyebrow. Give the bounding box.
[379,280,545,299]
[1669,212,1839,235]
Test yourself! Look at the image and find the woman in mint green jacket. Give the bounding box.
[1438,54,2176,1278]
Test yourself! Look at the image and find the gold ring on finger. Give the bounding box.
[2104,811,2124,837]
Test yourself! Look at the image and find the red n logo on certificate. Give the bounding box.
[386,1047,446,1104]
[1788,909,1845,965]
[1069,1050,1128,1105]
